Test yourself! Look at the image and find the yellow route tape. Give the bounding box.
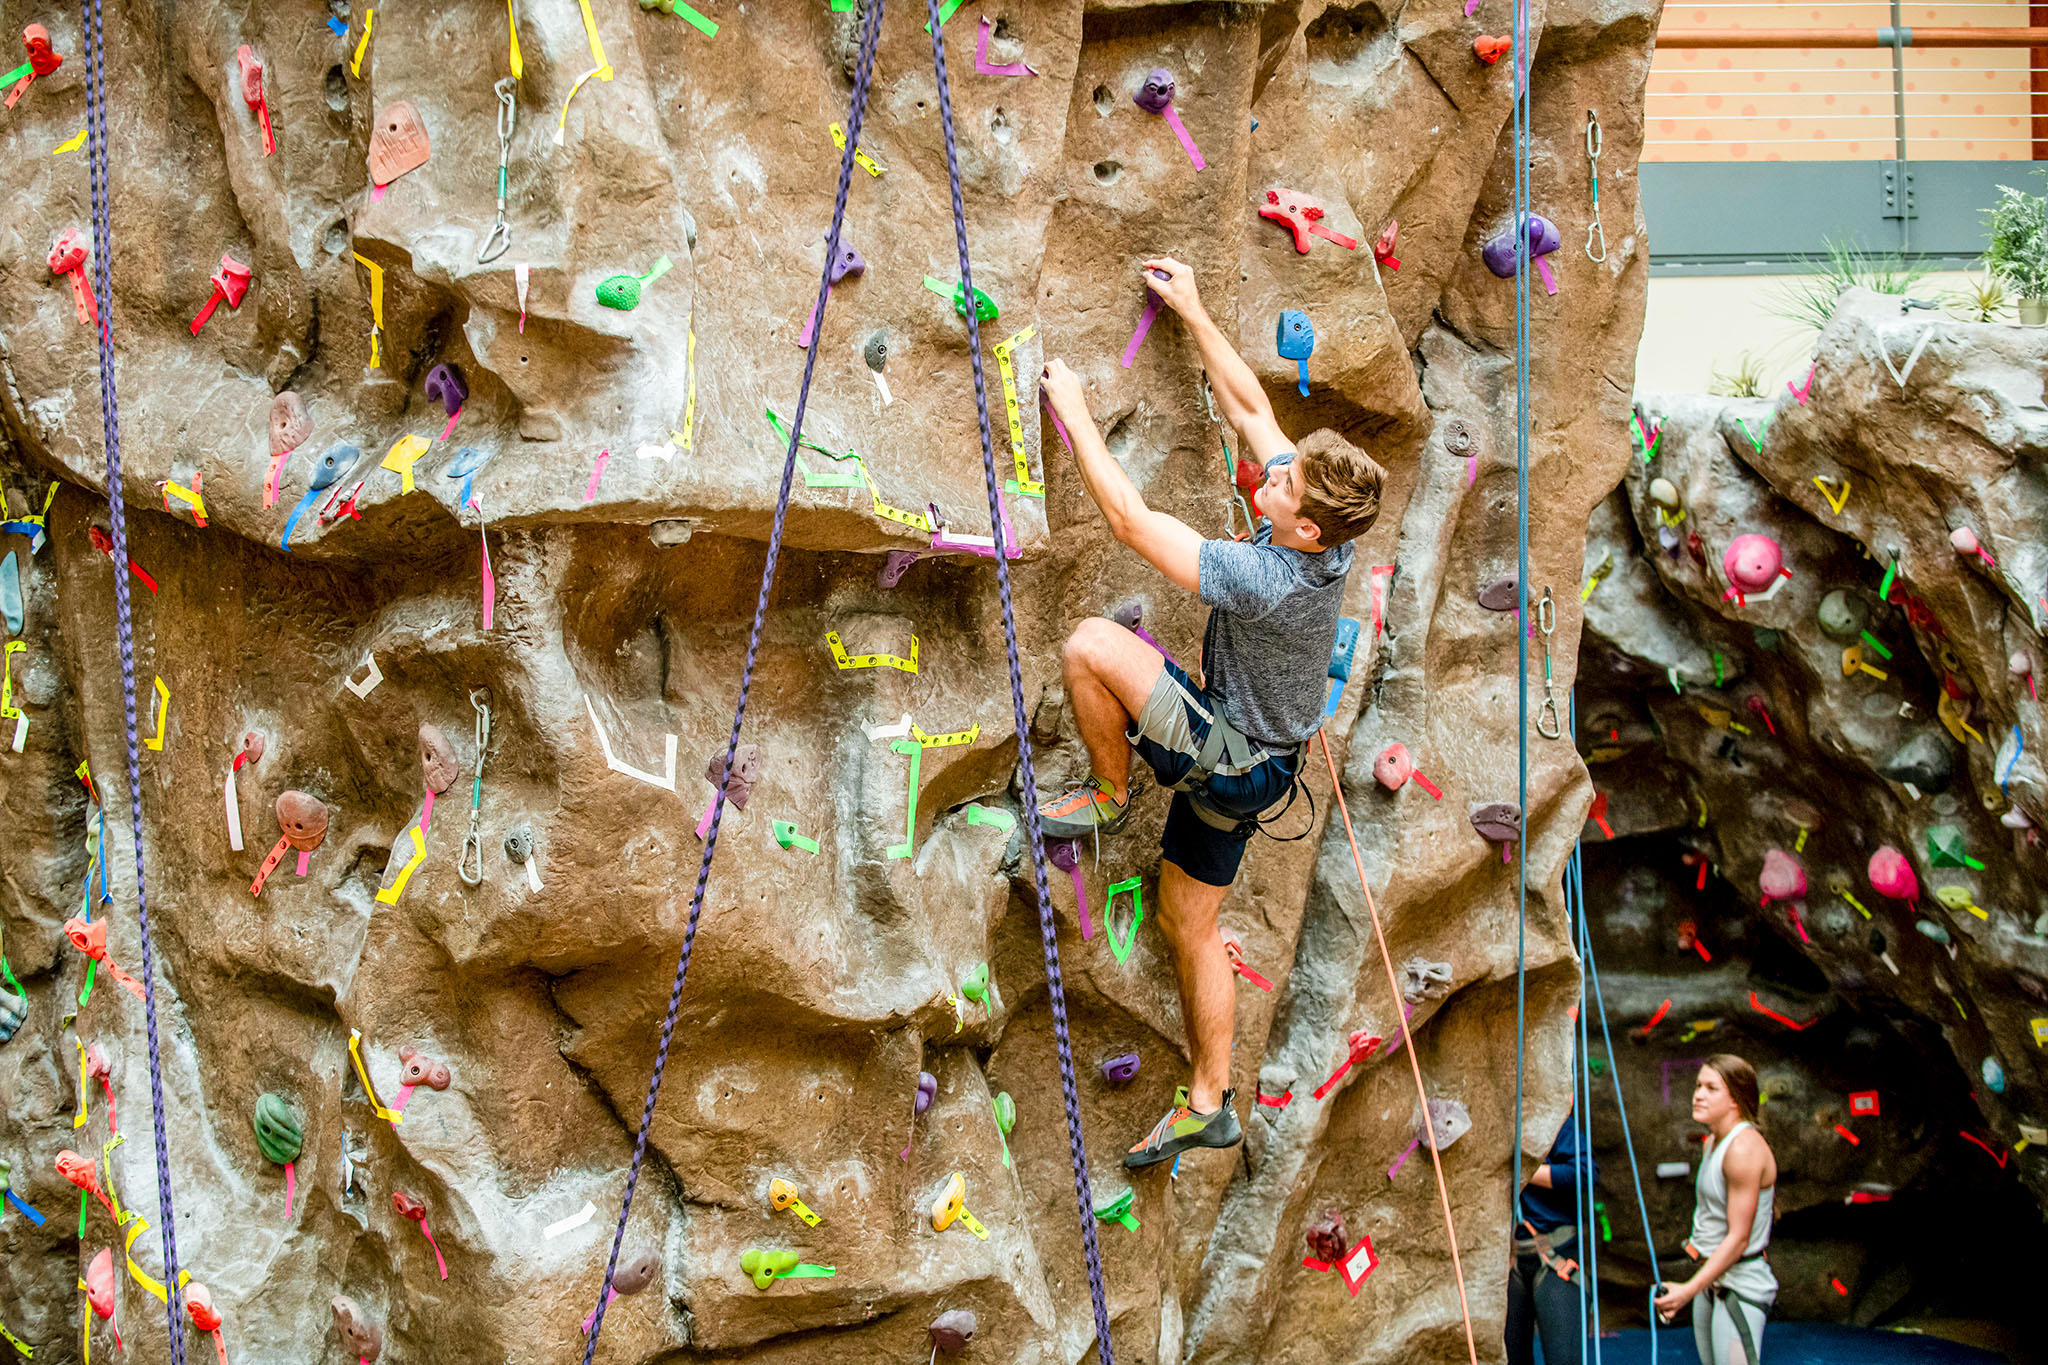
[992,325,1044,497]
[348,1028,405,1124]
[375,825,427,905]
[826,631,918,675]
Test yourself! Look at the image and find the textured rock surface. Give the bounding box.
[0,2,1655,1361]
[1579,290,2048,1256]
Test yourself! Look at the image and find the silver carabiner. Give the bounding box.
[1535,587,1564,740]
[459,687,492,886]
[478,79,517,264]
[1583,109,1607,264]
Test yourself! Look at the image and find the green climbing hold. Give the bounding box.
[1816,590,1868,642]
[992,1090,1015,1134]
[595,256,673,311]
[1094,1188,1139,1230]
[1927,825,1984,870]
[252,1092,304,1165]
[960,962,991,1005]
[741,1247,801,1289]
[921,274,998,322]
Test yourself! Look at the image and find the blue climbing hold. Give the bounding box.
[282,443,357,551]
[443,446,492,508]
[1324,616,1360,718]
[1277,309,1314,397]
[0,552,19,635]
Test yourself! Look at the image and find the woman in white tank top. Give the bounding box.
[1654,1055,1778,1365]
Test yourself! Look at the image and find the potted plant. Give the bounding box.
[1984,179,2048,324]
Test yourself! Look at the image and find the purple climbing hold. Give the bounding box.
[879,549,920,590]
[829,243,866,285]
[1133,68,1175,114]
[929,1309,977,1356]
[1047,837,1080,872]
[1482,214,1561,275]
[1102,1052,1140,1085]
[1470,802,1522,843]
[706,744,763,810]
[914,1071,938,1115]
[1477,575,1520,612]
[424,363,468,418]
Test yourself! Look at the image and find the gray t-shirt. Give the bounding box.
[1197,466,1354,748]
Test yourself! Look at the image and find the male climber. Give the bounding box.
[1036,257,1386,1169]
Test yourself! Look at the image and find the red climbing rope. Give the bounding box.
[1315,729,1479,1364]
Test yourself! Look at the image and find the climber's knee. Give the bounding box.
[1064,616,1166,715]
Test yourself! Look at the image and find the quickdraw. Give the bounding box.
[478,79,515,264]
[458,688,491,886]
[1583,111,1605,263]
[1535,588,1563,739]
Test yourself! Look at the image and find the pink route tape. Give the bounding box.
[1161,107,1205,169]
[974,16,1037,75]
[1387,1136,1418,1179]
[440,405,462,443]
[1068,862,1095,939]
[1044,397,1073,452]
[584,448,610,503]
[1121,294,1162,369]
[477,507,496,632]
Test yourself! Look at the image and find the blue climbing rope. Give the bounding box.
[579,3,886,1356]
[77,0,189,1357]
[1570,789,1666,1358]
[1570,838,1604,1361]
[924,0,1117,1354]
[1510,0,1535,1220]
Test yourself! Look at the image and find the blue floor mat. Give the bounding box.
[1589,1323,2009,1363]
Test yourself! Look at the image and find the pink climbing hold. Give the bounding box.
[1722,534,1784,594]
[1758,848,1806,904]
[1950,526,1996,567]
[1868,845,1919,902]
[1373,743,1413,791]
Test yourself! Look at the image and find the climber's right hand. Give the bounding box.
[1041,358,1090,429]
[1140,257,1200,318]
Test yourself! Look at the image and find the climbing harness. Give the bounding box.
[1583,110,1605,263]
[1535,587,1563,739]
[478,78,515,264]
[458,688,491,886]
[77,0,191,1354]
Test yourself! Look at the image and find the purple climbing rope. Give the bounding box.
[579,2,888,1358]
[77,0,190,1358]
[924,1,1117,1356]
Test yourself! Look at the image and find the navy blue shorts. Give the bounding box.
[1127,657,1300,887]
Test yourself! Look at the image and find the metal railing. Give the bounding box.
[1647,0,2048,167]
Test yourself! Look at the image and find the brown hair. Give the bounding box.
[1703,1054,1763,1129]
[1294,429,1386,548]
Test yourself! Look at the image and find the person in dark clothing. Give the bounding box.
[1506,1109,1592,1365]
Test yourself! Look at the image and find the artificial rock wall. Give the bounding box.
[1578,290,2048,1310]
[0,2,1656,1362]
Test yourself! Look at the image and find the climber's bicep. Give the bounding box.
[1116,509,1204,595]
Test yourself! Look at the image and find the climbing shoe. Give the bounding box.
[1037,775,1138,840]
[1124,1087,1241,1169]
